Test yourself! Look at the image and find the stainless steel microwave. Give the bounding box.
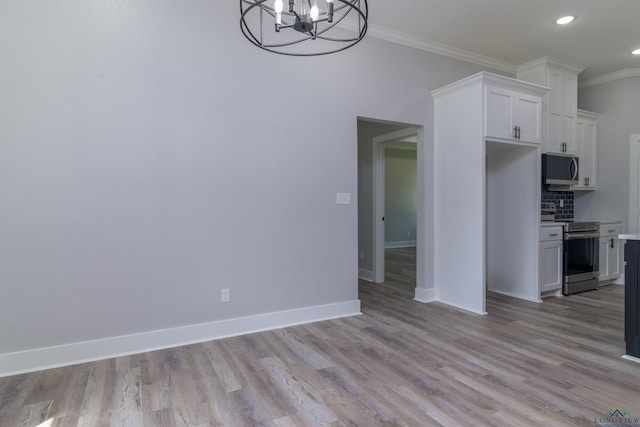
[542,153,579,186]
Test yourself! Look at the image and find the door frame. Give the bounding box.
[630,134,640,233]
[372,127,419,282]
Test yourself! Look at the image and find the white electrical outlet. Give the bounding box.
[221,288,230,303]
[336,192,351,205]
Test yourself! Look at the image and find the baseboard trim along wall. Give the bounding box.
[488,289,542,304]
[358,268,374,282]
[413,287,436,303]
[384,240,417,249]
[0,300,361,377]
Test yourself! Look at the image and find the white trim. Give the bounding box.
[372,139,385,282]
[0,300,361,377]
[372,126,419,283]
[488,289,542,304]
[372,127,420,145]
[518,56,585,75]
[630,134,640,234]
[384,240,416,249]
[413,287,436,303]
[365,24,517,74]
[358,268,374,282]
[580,68,640,88]
[622,355,640,364]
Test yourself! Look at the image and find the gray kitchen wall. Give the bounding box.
[1,0,513,371]
[576,76,640,227]
[384,146,417,246]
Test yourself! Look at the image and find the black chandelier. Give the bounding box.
[240,0,368,56]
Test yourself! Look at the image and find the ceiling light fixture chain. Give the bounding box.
[240,0,368,56]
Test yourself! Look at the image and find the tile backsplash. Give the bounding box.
[542,190,574,221]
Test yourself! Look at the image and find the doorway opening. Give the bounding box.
[357,118,426,300]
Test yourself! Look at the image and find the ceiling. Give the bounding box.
[366,0,640,83]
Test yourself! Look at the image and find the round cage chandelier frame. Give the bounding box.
[240,0,368,56]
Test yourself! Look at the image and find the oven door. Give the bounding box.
[564,232,599,283]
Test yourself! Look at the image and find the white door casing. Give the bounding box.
[372,127,419,283]
[630,134,640,233]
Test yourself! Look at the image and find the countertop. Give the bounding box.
[620,234,640,240]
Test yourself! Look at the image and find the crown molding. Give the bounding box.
[363,23,517,74]
[518,56,585,74]
[579,68,640,88]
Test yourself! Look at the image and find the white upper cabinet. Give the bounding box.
[517,57,584,154]
[573,110,599,191]
[484,83,544,144]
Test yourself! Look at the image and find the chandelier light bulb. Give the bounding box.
[632,48,640,55]
[310,3,319,20]
[327,0,334,22]
[274,0,283,13]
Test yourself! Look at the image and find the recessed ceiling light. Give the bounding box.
[556,16,575,25]
[633,48,640,55]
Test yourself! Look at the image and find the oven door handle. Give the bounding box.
[565,232,600,240]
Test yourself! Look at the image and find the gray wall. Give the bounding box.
[575,76,640,227]
[1,0,510,357]
[384,147,417,246]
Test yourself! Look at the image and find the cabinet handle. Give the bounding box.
[608,229,616,233]
[611,238,615,249]
[517,126,521,139]
[513,126,517,139]
[549,233,559,237]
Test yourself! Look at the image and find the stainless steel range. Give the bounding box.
[563,221,600,295]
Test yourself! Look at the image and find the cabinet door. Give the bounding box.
[578,118,597,189]
[608,238,621,279]
[485,86,542,143]
[540,240,563,293]
[544,70,578,154]
[561,74,578,155]
[599,238,610,280]
[485,86,515,140]
[514,93,542,143]
[545,71,564,153]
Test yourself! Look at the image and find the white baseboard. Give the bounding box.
[0,300,361,377]
[435,297,487,315]
[622,354,640,364]
[488,289,541,304]
[413,287,436,303]
[384,240,416,249]
[358,268,374,282]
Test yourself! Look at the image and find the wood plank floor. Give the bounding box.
[2,247,639,426]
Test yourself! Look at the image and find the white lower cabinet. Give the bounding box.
[540,225,563,295]
[599,221,623,283]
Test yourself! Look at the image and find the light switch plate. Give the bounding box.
[336,192,351,205]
